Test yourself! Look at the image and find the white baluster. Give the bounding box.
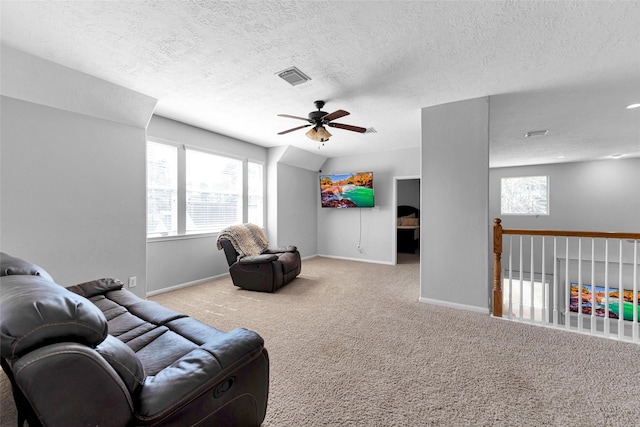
[541,236,546,324]
[604,239,610,337]
[508,235,513,319]
[633,240,638,342]
[519,235,524,320]
[578,237,583,331]
[553,237,558,326]
[565,237,570,330]
[530,236,535,322]
[618,240,624,339]
[590,238,596,335]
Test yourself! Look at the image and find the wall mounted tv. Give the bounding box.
[319,172,374,208]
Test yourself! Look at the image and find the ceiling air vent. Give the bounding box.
[524,130,549,138]
[276,67,311,86]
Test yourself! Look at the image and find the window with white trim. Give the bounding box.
[501,175,549,215]
[186,149,242,234]
[146,140,265,237]
[247,162,264,227]
[147,141,178,236]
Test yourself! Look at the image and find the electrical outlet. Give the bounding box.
[128,276,137,288]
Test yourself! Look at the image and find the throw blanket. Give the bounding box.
[216,223,269,257]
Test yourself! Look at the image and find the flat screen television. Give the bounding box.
[319,172,374,208]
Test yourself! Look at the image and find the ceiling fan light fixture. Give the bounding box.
[316,126,332,141]
[306,126,331,142]
[305,127,317,140]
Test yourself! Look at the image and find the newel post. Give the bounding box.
[492,218,503,317]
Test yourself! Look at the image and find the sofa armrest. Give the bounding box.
[237,254,278,264]
[11,342,135,427]
[136,328,266,421]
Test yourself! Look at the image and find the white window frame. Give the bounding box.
[500,175,550,216]
[247,161,265,228]
[146,137,266,240]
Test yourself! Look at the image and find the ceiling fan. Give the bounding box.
[277,100,367,143]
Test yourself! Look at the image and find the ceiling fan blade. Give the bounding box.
[327,122,367,133]
[278,114,312,122]
[278,124,311,135]
[321,109,350,122]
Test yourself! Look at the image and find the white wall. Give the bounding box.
[266,146,286,247]
[275,163,318,258]
[318,147,420,264]
[489,158,640,281]
[0,47,155,296]
[397,179,420,208]
[0,97,149,295]
[421,97,490,312]
[145,116,268,293]
[490,158,640,232]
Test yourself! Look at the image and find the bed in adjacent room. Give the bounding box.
[397,205,420,254]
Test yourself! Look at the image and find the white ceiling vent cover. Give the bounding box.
[276,67,311,86]
[524,130,549,137]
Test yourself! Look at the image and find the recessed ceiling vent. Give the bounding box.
[276,67,311,86]
[524,130,549,138]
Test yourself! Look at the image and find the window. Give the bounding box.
[186,150,242,233]
[147,141,178,235]
[248,162,264,227]
[501,176,549,215]
[146,140,265,238]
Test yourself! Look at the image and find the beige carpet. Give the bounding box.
[2,255,639,426]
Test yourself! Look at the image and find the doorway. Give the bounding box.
[393,176,420,265]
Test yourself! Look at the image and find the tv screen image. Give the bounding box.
[570,283,640,322]
[320,172,374,208]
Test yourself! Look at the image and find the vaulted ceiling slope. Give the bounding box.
[1,1,638,166]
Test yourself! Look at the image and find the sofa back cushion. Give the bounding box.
[0,275,108,359]
[67,278,124,298]
[0,252,54,282]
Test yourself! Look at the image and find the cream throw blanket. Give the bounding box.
[216,223,269,257]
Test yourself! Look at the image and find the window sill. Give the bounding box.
[147,232,220,243]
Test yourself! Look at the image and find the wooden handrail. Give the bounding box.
[492,218,640,318]
[502,228,640,240]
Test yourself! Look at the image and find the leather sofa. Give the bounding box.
[219,239,301,292]
[0,252,269,426]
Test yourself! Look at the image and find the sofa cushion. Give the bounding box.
[0,252,54,282]
[0,275,108,359]
[66,278,124,298]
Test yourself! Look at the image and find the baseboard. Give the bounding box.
[419,297,489,314]
[146,273,229,297]
[317,254,394,265]
[146,255,328,297]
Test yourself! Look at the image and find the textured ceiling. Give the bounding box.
[1,1,639,166]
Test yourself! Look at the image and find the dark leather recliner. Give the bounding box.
[219,239,301,292]
[0,252,269,427]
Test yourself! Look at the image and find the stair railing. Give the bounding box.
[493,218,640,341]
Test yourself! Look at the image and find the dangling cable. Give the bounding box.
[357,208,363,253]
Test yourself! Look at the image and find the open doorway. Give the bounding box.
[393,176,420,265]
